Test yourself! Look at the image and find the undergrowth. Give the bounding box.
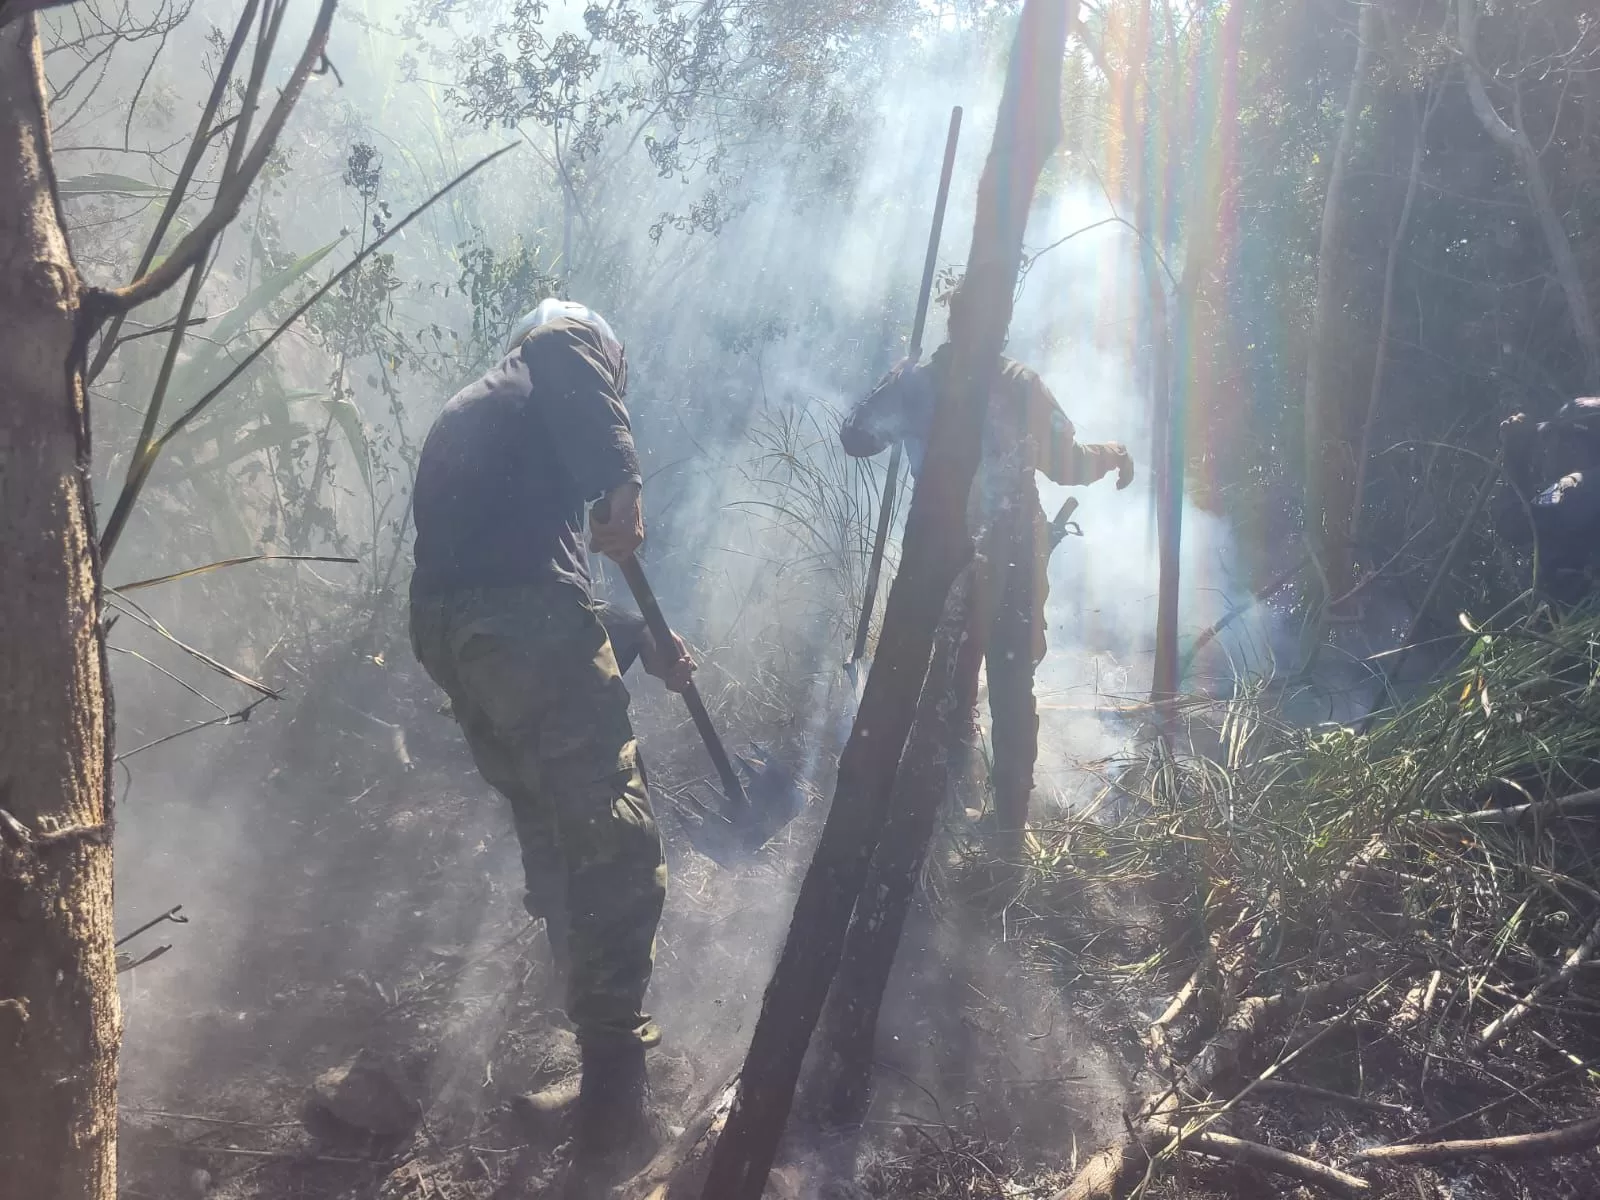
[966,603,1600,1198]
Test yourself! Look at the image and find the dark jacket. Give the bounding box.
[840,344,1125,496]
[411,317,639,598]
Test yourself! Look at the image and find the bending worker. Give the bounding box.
[841,337,1133,856]
[409,299,690,1189]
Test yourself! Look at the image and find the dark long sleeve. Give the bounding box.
[841,358,934,459]
[520,317,640,500]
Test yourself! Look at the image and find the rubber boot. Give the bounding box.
[559,1040,664,1198]
[510,1070,581,1143]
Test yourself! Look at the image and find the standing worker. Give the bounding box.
[409,299,692,1191]
[841,324,1134,856]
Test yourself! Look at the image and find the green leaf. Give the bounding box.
[208,240,342,350]
[168,239,344,406]
[322,397,373,496]
[59,173,168,198]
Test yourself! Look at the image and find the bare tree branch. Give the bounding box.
[88,0,337,319]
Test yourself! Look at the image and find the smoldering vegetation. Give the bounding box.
[76,4,1170,1197]
[41,0,1600,1197]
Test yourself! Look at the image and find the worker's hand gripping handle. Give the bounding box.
[591,498,750,810]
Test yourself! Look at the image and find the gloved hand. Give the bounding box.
[1110,442,1135,489]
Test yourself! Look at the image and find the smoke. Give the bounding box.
[63,0,1271,1183]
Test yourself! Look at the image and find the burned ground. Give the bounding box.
[111,628,1127,1200]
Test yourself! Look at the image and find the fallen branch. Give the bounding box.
[1055,970,1398,1200]
[1476,916,1600,1049]
[1145,948,1215,1074]
[1148,1122,1370,1197]
[1432,786,1600,830]
[1353,1112,1600,1165]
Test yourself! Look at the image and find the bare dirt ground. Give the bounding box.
[112,638,1124,1200]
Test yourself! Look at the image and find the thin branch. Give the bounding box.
[1477,917,1600,1049]
[114,696,271,761]
[94,142,516,561]
[111,553,357,592]
[1430,786,1600,829]
[91,0,337,317]
[1146,1122,1371,1197]
[85,0,261,383]
[104,591,279,698]
[151,144,514,445]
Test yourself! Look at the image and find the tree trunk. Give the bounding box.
[1303,0,1377,616]
[0,15,119,1200]
[697,5,1074,1197]
[1458,0,1600,391]
[805,561,989,1130]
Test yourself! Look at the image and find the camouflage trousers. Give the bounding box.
[409,580,667,1049]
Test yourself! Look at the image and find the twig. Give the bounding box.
[119,1108,302,1129]
[115,697,272,761]
[1477,916,1600,1049]
[1250,1079,1409,1115]
[1353,1112,1600,1165]
[117,944,171,973]
[159,1143,373,1165]
[1181,557,1308,673]
[111,554,358,592]
[1398,1059,1592,1145]
[115,903,186,947]
[104,591,278,698]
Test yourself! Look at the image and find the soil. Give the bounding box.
[112,636,1123,1200]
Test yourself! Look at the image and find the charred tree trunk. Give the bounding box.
[697,5,1073,1197]
[0,15,119,1200]
[805,560,991,1129]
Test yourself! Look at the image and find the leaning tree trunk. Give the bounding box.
[0,14,119,1200]
[697,5,1074,1198]
[1303,0,1377,617]
[805,560,991,1130]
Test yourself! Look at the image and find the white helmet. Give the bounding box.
[505,298,619,354]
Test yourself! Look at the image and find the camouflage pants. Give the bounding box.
[409,581,667,1049]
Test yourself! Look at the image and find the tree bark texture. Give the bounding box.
[806,561,988,1130]
[697,5,1073,1197]
[0,15,119,1200]
[1303,0,1376,613]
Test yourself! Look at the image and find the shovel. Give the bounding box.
[845,105,963,698]
[602,546,802,862]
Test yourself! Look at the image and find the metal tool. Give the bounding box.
[593,499,801,860]
[845,105,964,697]
[1048,496,1082,549]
